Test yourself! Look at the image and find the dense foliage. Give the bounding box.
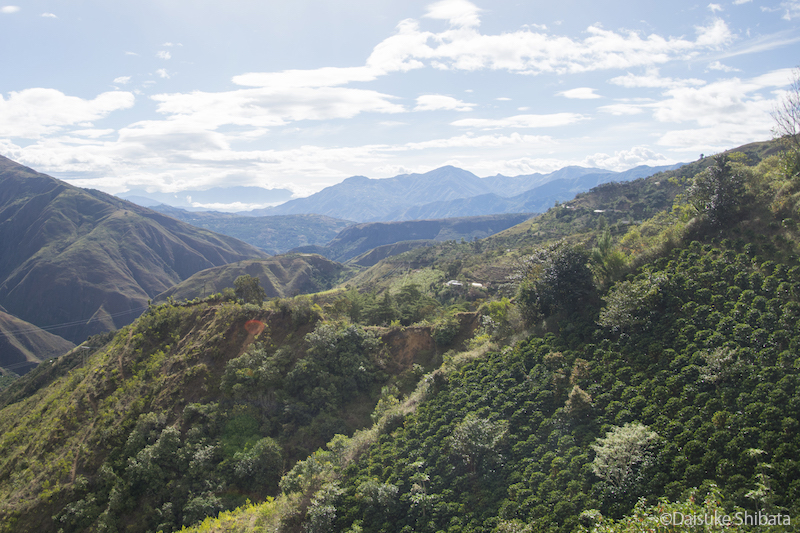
[314,237,800,532]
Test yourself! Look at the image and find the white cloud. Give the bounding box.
[148,86,405,132]
[125,51,139,56]
[399,132,551,150]
[598,103,646,115]
[559,87,601,99]
[156,50,171,60]
[496,97,511,101]
[708,3,723,13]
[583,146,670,170]
[386,17,735,75]
[71,129,116,138]
[233,66,380,88]
[1,5,19,13]
[451,113,586,129]
[610,68,706,89]
[156,69,170,79]
[0,89,135,138]
[41,12,56,18]
[734,0,752,4]
[414,94,474,111]
[424,0,482,28]
[707,60,740,72]
[232,11,735,98]
[694,19,733,48]
[114,76,132,85]
[779,1,800,20]
[654,69,794,148]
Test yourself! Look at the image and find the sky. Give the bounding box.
[1,0,799,210]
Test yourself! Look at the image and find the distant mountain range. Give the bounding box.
[119,186,293,210]
[119,163,685,223]
[0,155,268,362]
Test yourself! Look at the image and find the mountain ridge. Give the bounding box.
[0,155,268,347]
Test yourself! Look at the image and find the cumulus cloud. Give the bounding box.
[559,87,601,99]
[452,113,586,129]
[0,89,135,138]
[41,12,56,18]
[708,3,723,12]
[151,86,404,130]
[114,76,132,85]
[583,146,670,170]
[156,69,170,79]
[232,10,734,97]
[414,94,475,111]
[156,50,171,60]
[424,0,482,28]
[1,5,19,13]
[655,68,794,147]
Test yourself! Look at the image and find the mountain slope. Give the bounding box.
[252,166,493,222]
[387,163,684,220]
[154,254,356,302]
[291,213,535,263]
[0,311,75,374]
[149,206,354,254]
[0,156,268,345]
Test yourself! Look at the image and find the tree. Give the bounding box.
[449,413,508,473]
[687,154,745,225]
[771,67,800,177]
[772,67,800,154]
[234,274,266,304]
[514,240,594,323]
[590,422,657,490]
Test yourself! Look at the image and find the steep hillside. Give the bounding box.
[154,254,357,303]
[0,311,75,375]
[0,296,477,533]
[293,213,534,263]
[174,138,800,533]
[0,156,268,346]
[149,207,354,254]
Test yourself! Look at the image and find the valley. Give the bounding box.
[0,139,798,533]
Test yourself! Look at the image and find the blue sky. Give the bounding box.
[1,0,799,210]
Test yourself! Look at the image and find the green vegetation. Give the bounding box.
[150,208,354,255]
[5,139,800,533]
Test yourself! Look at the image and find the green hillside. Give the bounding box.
[0,156,268,347]
[154,254,358,303]
[2,139,800,533]
[172,140,800,532]
[0,295,478,533]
